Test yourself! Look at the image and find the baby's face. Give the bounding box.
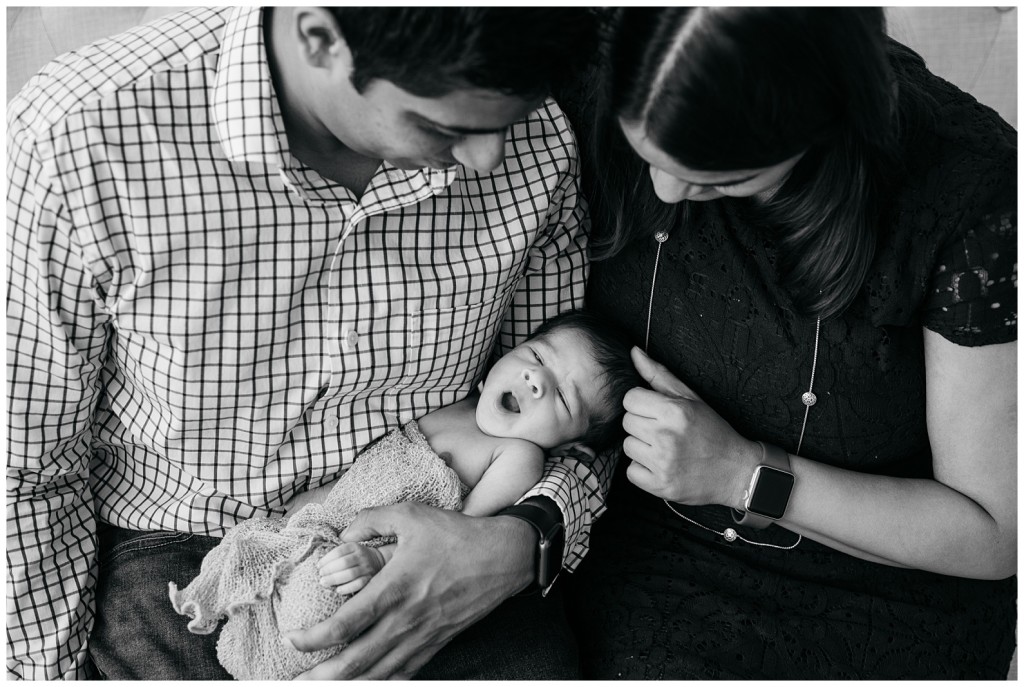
[476,328,608,450]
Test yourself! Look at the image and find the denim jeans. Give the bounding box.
[89,524,579,680]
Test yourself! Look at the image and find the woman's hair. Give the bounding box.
[528,309,643,454]
[589,8,912,319]
[327,8,599,100]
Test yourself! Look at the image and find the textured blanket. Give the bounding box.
[168,421,467,680]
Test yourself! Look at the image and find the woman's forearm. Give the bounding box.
[775,457,1014,578]
[738,335,1016,580]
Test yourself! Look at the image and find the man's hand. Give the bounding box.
[285,502,536,679]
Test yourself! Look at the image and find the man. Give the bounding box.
[7,7,605,679]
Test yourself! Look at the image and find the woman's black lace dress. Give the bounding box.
[565,46,1017,679]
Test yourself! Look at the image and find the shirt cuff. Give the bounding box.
[519,459,604,573]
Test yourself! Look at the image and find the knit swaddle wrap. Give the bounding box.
[168,421,467,680]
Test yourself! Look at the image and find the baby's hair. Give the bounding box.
[527,309,643,454]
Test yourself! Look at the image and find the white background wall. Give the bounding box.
[6,6,1020,129]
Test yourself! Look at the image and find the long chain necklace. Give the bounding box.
[646,229,818,550]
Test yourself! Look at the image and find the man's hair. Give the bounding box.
[527,308,643,454]
[327,7,600,99]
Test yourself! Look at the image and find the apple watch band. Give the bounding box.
[497,496,564,595]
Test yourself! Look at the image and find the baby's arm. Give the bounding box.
[460,443,546,517]
[318,542,391,596]
[284,482,335,514]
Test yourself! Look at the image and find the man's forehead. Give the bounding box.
[406,111,508,136]
[377,80,543,129]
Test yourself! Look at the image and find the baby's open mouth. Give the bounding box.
[500,391,521,413]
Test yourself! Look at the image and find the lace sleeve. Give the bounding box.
[923,209,1017,346]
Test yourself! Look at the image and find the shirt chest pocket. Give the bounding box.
[392,278,520,388]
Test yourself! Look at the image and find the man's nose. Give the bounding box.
[452,131,508,173]
[521,368,547,399]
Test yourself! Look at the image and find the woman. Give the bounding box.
[565,7,1016,679]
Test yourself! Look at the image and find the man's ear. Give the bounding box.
[549,441,597,462]
[292,7,348,70]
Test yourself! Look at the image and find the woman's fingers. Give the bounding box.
[631,347,701,400]
[621,411,655,445]
[625,458,661,495]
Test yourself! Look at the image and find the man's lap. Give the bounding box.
[89,524,579,680]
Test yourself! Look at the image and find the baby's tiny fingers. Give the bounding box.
[333,575,372,596]
[319,560,373,587]
[319,542,357,566]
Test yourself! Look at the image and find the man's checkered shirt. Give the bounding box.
[7,7,612,679]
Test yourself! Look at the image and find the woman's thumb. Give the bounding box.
[631,347,698,400]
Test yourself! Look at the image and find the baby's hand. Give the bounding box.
[317,542,387,596]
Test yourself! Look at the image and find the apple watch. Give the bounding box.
[497,497,564,595]
[732,441,796,529]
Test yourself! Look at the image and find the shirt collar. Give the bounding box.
[212,7,288,167]
[211,7,458,195]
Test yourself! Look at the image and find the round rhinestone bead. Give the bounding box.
[723,528,738,542]
[654,230,670,243]
[801,391,817,407]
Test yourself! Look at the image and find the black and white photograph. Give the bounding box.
[6,5,1017,680]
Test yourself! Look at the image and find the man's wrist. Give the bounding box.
[495,517,539,594]
[496,496,565,595]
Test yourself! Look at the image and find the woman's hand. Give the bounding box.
[622,347,760,508]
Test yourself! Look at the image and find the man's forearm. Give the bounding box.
[7,474,97,679]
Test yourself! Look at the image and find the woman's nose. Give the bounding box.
[649,166,703,203]
[521,368,546,398]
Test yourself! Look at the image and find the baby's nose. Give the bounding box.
[521,368,545,398]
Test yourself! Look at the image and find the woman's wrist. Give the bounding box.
[726,439,764,511]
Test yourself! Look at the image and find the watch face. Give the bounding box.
[747,466,795,519]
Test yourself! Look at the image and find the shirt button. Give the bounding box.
[326,415,339,429]
[345,330,360,348]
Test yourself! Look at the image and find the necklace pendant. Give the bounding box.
[723,528,738,542]
[654,230,670,243]
[801,391,817,407]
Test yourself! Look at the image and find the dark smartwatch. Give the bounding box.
[497,497,565,595]
[732,441,796,529]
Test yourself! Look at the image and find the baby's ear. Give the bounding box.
[549,441,596,462]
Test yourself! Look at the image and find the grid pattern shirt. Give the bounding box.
[6,7,611,680]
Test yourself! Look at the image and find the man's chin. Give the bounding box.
[388,158,454,171]
[385,159,420,171]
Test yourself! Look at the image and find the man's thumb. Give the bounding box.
[339,505,395,543]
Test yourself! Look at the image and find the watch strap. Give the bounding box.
[497,497,564,595]
[732,441,793,529]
